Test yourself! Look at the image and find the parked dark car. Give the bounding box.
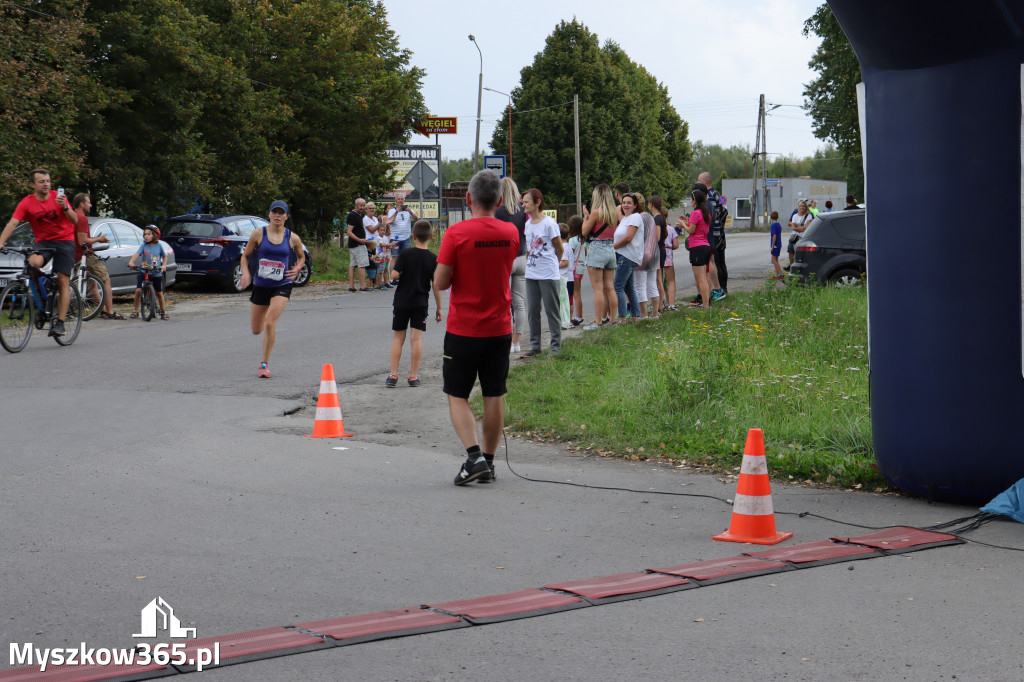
[0,219,177,294]
[162,214,312,292]
[790,209,865,285]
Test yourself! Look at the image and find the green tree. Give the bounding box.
[441,154,485,185]
[0,1,88,206]
[803,4,863,198]
[490,19,690,207]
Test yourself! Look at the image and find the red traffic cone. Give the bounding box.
[714,428,792,545]
[306,364,353,438]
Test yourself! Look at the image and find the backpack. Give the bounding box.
[639,212,659,269]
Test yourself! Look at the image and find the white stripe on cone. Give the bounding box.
[733,492,775,516]
[315,406,343,422]
[740,454,769,475]
[320,380,338,394]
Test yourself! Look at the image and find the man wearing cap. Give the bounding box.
[346,198,370,291]
[0,168,78,337]
[240,200,306,378]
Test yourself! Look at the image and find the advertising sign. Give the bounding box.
[385,145,441,204]
[414,117,458,137]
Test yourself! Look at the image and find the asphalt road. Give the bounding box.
[2,237,1022,681]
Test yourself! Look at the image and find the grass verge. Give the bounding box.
[499,280,887,491]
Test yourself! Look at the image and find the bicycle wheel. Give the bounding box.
[0,281,34,353]
[54,284,82,346]
[80,273,105,321]
[142,283,157,321]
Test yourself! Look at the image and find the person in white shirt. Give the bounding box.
[384,195,418,277]
[519,188,563,358]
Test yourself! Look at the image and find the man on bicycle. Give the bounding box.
[0,168,79,336]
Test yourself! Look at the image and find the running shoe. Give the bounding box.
[454,455,491,486]
[711,289,727,302]
[407,377,421,387]
[258,363,271,378]
[478,459,496,483]
[385,375,398,387]
[48,319,65,337]
[519,349,541,359]
[583,323,599,330]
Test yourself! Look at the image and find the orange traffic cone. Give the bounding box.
[713,428,792,545]
[306,364,353,438]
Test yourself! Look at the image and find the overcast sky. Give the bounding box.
[383,0,829,162]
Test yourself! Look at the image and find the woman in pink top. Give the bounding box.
[676,188,713,310]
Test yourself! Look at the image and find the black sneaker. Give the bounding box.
[48,319,65,337]
[454,455,490,486]
[478,460,496,484]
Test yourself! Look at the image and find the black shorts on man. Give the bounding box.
[250,283,293,306]
[442,332,511,399]
[36,240,75,277]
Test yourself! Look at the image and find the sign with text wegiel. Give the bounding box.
[414,116,458,137]
[386,145,441,202]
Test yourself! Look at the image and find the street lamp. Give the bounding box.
[468,35,483,174]
[483,86,512,177]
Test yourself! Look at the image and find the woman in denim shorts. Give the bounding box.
[581,183,618,329]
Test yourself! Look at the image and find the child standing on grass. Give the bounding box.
[128,225,168,320]
[770,210,783,278]
[386,219,442,387]
[566,216,585,326]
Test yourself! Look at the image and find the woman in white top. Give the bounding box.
[612,193,643,320]
[787,199,813,270]
[631,192,660,319]
[519,188,564,357]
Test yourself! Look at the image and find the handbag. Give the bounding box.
[639,214,659,269]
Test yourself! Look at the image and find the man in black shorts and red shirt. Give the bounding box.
[434,170,520,486]
[0,168,79,336]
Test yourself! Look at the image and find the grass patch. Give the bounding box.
[500,280,886,490]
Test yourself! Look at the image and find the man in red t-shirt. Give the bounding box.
[0,168,79,336]
[72,193,121,319]
[434,170,520,486]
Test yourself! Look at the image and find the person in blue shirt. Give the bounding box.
[770,211,783,279]
[128,225,168,319]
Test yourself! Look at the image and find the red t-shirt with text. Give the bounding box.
[12,191,75,242]
[437,216,519,337]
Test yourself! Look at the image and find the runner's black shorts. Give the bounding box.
[442,332,511,399]
[250,283,293,306]
[35,240,75,277]
[393,305,428,332]
[689,244,713,267]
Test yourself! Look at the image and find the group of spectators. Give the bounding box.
[491,172,733,357]
[343,194,419,292]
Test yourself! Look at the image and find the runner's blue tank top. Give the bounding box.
[252,227,293,288]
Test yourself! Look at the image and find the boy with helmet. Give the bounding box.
[128,225,168,319]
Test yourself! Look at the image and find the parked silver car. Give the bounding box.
[0,219,177,294]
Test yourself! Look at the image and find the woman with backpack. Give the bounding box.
[632,193,661,319]
[581,183,618,329]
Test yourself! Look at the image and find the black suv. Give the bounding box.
[163,214,312,292]
[790,209,865,285]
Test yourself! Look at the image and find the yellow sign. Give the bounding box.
[542,209,558,220]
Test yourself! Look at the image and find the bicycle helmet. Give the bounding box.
[143,224,161,240]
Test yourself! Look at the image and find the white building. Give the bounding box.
[721,177,848,230]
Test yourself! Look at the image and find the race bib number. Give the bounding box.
[258,258,286,281]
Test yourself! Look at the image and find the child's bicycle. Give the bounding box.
[73,241,110,321]
[0,246,84,352]
[129,262,160,321]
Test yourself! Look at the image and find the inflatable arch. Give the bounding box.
[829,1,1024,504]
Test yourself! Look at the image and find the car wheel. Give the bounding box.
[294,259,311,287]
[829,267,864,287]
[225,261,246,293]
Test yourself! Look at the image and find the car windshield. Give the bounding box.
[164,221,221,238]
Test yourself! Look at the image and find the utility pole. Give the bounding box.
[574,94,582,217]
[751,94,769,229]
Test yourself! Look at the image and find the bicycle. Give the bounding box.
[0,246,84,352]
[73,241,110,321]
[129,263,159,321]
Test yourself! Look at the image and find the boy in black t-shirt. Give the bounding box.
[386,220,443,387]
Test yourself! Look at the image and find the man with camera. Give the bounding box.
[0,168,78,336]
